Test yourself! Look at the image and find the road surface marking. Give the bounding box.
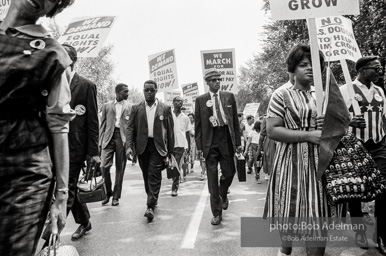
[181,180,209,249]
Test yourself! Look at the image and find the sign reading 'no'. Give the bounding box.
[269,0,359,21]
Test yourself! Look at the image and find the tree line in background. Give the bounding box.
[237,0,386,116]
[48,20,144,110]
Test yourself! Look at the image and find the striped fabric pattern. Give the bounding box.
[349,84,385,143]
[263,88,330,233]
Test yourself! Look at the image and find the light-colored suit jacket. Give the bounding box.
[99,99,132,149]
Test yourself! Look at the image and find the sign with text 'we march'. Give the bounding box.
[182,82,199,113]
[0,0,10,21]
[201,48,238,95]
[58,16,116,58]
[269,0,359,21]
[149,49,179,93]
[315,16,361,62]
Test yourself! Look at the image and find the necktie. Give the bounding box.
[214,93,225,126]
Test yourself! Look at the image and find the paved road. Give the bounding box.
[43,162,383,256]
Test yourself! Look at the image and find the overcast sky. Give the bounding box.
[54,0,269,93]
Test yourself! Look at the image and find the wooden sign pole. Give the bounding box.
[307,18,324,115]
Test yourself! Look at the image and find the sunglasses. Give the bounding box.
[144,89,156,93]
[210,78,221,82]
[361,66,383,73]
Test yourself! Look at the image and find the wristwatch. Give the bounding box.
[55,188,69,195]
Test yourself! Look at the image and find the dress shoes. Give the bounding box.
[144,208,154,220]
[222,198,229,210]
[211,215,222,225]
[355,232,369,249]
[247,168,252,174]
[101,196,110,205]
[171,190,178,197]
[71,222,92,241]
[112,198,119,206]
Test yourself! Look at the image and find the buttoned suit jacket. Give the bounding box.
[69,73,99,163]
[99,99,132,149]
[126,100,174,157]
[195,91,241,158]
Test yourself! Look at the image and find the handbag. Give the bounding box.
[235,153,246,182]
[77,162,107,204]
[323,131,386,205]
[166,154,180,179]
[36,234,79,256]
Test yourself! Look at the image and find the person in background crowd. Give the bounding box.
[188,113,207,180]
[244,120,262,183]
[258,115,272,181]
[99,83,132,206]
[244,115,254,174]
[195,68,241,225]
[263,45,327,256]
[340,56,386,254]
[62,44,99,240]
[171,96,193,196]
[126,80,174,221]
[238,113,245,151]
[0,0,75,255]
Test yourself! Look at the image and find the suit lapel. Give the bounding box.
[70,73,79,92]
[205,92,213,116]
[141,101,147,126]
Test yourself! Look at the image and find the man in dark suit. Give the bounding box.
[62,44,99,240]
[126,80,174,221]
[195,68,241,225]
[99,83,132,206]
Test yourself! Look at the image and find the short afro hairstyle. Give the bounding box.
[286,44,325,73]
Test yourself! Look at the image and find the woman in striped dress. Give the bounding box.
[263,45,328,256]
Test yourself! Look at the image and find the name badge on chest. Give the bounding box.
[209,116,219,127]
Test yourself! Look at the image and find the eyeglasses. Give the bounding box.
[144,89,156,93]
[210,78,221,82]
[361,66,383,73]
[48,0,62,3]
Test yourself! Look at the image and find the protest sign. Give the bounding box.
[182,82,199,113]
[243,103,260,119]
[149,49,179,92]
[58,16,117,58]
[0,0,10,21]
[201,48,238,94]
[163,91,182,106]
[316,16,361,62]
[269,0,360,21]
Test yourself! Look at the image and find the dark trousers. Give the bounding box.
[206,126,235,217]
[0,145,53,256]
[172,147,185,191]
[349,137,386,238]
[68,162,90,225]
[138,138,166,210]
[101,128,127,199]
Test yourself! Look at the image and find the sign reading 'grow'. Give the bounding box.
[269,0,360,21]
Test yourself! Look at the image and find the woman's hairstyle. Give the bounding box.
[188,113,195,119]
[46,0,75,18]
[286,44,325,73]
[253,120,261,132]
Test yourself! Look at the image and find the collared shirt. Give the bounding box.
[146,99,158,138]
[172,112,192,149]
[209,91,227,125]
[0,23,75,134]
[114,99,124,128]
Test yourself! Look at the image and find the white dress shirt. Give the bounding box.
[172,112,192,149]
[114,99,124,128]
[146,99,158,138]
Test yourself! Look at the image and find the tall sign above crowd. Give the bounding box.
[269,0,360,21]
[201,48,238,95]
[148,49,179,93]
[58,16,117,58]
[315,16,361,62]
[0,0,10,21]
[182,82,199,113]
